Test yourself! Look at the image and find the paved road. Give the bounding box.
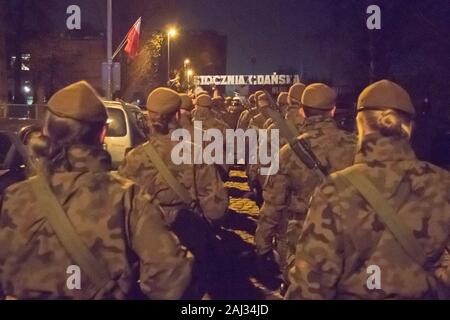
[207,167,282,300]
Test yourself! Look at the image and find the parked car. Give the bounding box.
[0,119,41,193]
[104,101,149,168]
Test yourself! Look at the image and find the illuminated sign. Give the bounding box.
[194,74,300,86]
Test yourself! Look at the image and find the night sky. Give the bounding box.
[12,0,450,107]
[47,0,339,74]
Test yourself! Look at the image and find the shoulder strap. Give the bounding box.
[142,142,195,208]
[333,167,427,267]
[29,174,110,290]
[265,107,327,180]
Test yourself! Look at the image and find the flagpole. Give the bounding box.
[106,0,113,100]
[112,37,128,60]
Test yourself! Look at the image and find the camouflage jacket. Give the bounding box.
[237,107,258,130]
[286,133,450,299]
[118,131,228,225]
[285,106,303,130]
[0,146,193,299]
[249,112,269,130]
[192,106,230,135]
[267,110,305,148]
[178,112,193,131]
[255,115,356,255]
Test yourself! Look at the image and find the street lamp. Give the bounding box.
[187,69,194,87]
[167,28,177,83]
[183,59,190,88]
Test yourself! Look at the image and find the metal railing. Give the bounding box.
[0,104,48,120]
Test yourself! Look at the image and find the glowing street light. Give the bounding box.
[168,28,177,38]
[187,69,194,86]
[167,27,178,83]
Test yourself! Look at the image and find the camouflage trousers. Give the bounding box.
[274,219,304,282]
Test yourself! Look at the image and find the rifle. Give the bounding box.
[261,91,328,181]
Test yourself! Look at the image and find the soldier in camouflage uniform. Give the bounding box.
[247,92,280,206]
[266,84,306,147]
[211,95,228,124]
[284,82,306,131]
[192,94,230,135]
[249,93,272,130]
[255,83,356,282]
[286,80,450,300]
[178,93,194,130]
[119,88,228,226]
[263,92,289,129]
[225,97,245,129]
[237,92,260,130]
[191,93,231,181]
[0,81,193,300]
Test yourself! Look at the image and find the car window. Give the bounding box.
[0,133,27,170]
[0,133,12,167]
[131,110,149,137]
[106,108,127,137]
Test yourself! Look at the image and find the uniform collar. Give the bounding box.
[58,145,112,172]
[354,133,417,164]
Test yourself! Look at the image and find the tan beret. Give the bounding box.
[225,97,232,103]
[357,79,415,115]
[254,90,265,107]
[179,93,193,111]
[277,92,288,106]
[48,81,107,123]
[196,94,212,108]
[257,92,271,108]
[196,91,209,98]
[146,87,181,114]
[212,95,224,102]
[212,96,224,108]
[288,83,306,104]
[301,83,337,110]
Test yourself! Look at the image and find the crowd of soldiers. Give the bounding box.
[0,75,449,300]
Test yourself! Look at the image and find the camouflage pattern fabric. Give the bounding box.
[255,115,356,278]
[285,106,302,130]
[286,133,450,299]
[192,106,230,136]
[118,130,228,225]
[236,107,258,130]
[0,146,193,299]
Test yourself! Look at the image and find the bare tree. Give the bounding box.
[122,30,164,100]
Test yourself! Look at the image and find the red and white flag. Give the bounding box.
[124,17,141,59]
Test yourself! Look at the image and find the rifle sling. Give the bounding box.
[333,167,427,267]
[29,174,110,290]
[264,107,327,180]
[142,142,195,208]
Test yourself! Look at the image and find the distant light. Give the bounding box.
[187,69,194,76]
[168,28,177,37]
[184,59,190,65]
[23,85,31,93]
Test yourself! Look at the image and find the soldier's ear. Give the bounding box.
[100,125,107,143]
[298,107,306,119]
[330,106,336,117]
